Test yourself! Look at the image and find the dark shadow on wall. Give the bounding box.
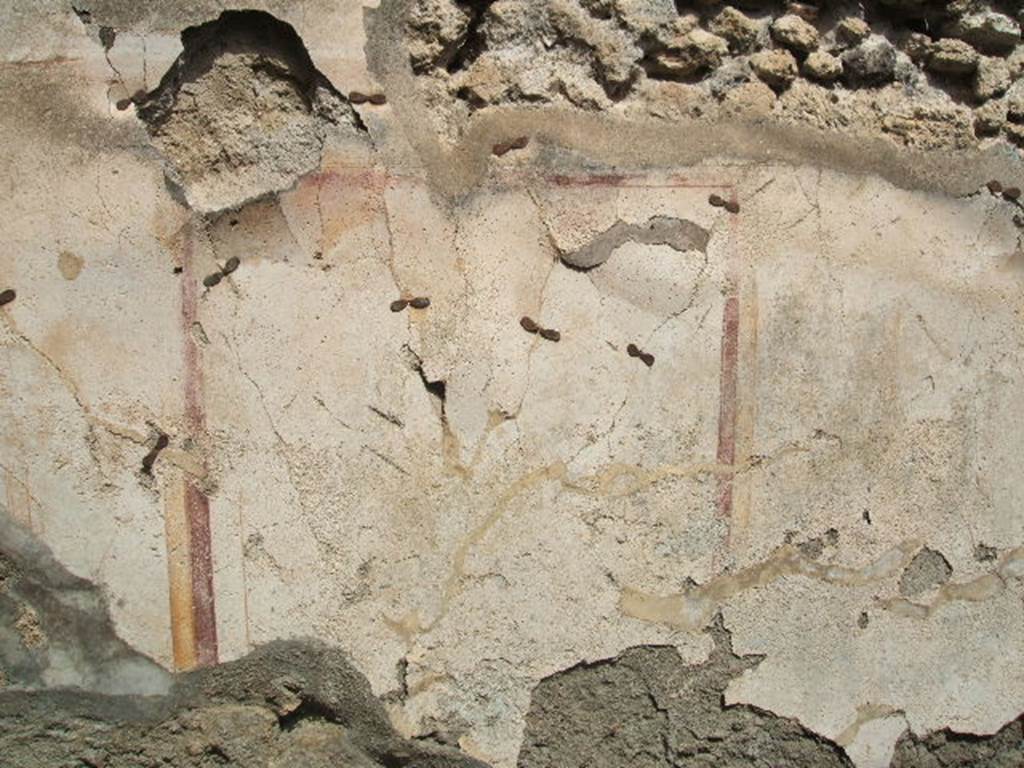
[0,504,488,768]
[0,505,170,696]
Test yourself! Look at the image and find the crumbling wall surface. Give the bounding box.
[518,617,857,768]
[1,0,1023,767]
[0,603,486,768]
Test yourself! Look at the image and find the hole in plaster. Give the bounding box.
[135,10,363,214]
[898,547,953,597]
[140,433,169,476]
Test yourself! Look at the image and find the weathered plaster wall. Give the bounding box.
[1,1,1022,767]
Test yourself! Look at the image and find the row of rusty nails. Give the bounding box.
[987,180,1023,228]
[626,343,655,367]
[708,193,740,214]
[348,92,387,105]
[521,315,654,365]
[202,256,240,288]
[986,180,1021,201]
[493,136,530,156]
[391,296,431,312]
[520,316,560,342]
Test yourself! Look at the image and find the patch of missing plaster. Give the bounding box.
[789,528,840,561]
[898,547,953,597]
[405,0,477,73]
[559,215,710,270]
[0,640,489,768]
[890,715,1024,767]
[13,606,46,650]
[0,505,486,766]
[881,546,1023,620]
[0,552,19,592]
[136,10,365,214]
[517,616,853,768]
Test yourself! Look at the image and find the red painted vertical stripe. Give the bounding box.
[716,294,740,519]
[185,481,218,666]
[179,221,219,667]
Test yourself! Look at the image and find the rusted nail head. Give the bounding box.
[520,316,539,333]
[390,299,408,312]
[202,273,222,288]
[409,296,431,309]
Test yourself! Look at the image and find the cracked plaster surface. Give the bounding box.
[0,2,1023,767]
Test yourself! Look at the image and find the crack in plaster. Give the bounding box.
[621,539,924,632]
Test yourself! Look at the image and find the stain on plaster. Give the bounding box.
[559,215,710,270]
[57,251,84,281]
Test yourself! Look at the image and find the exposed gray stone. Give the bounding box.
[644,28,729,80]
[517,619,855,768]
[842,35,897,87]
[926,38,980,76]
[902,31,932,64]
[1008,80,1024,122]
[946,12,1021,55]
[708,6,761,53]
[405,0,472,72]
[803,50,843,82]
[771,14,819,54]
[0,642,488,768]
[899,548,953,597]
[974,57,1011,101]
[835,17,870,48]
[750,48,799,91]
[558,216,709,270]
[890,716,1024,767]
[974,97,1008,134]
